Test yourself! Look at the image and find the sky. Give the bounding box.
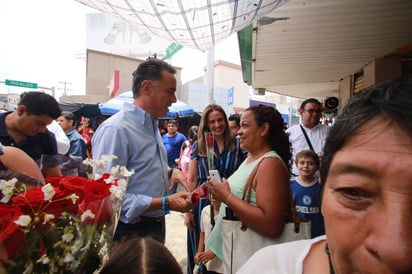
[0,0,240,100]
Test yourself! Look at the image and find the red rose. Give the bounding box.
[78,180,112,224]
[191,192,200,205]
[45,176,64,187]
[47,175,90,200]
[92,173,111,185]
[205,133,214,147]
[11,185,79,222]
[0,204,26,261]
[191,184,209,206]
[199,184,209,197]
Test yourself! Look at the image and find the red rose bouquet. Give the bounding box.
[0,155,133,274]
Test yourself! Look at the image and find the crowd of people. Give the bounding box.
[0,58,411,274]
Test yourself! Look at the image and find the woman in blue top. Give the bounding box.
[185,104,245,274]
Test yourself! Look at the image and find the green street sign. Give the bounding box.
[5,79,38,89]
[166,42,183,59]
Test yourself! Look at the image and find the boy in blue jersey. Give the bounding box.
[290,149,325,238]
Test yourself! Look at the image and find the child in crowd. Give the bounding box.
[177,125,198,178]
[290,149,325,238]
[194,195,223,274]
[78,117,94,158]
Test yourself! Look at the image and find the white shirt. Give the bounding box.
[286,123,329,176]
[237,235,326,274]
[47,120,70,155]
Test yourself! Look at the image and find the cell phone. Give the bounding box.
[209,170,222,183]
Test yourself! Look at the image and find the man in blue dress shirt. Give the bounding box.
[92,58,193,243]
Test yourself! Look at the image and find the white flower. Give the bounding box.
[120,166,134,177]
[68,193,79,204]
[0,177,17,190]
[42,183,55,201]
[22,262,33,274]
[110,165,120,176]
[43,214,55,224]
[80,240,91,252]
[117,178,128,189]
[82,158,93,166]
[104,175,116,184]
[68,259,81,272]
[80,209,95,222]
[36,254,50,264]
[93,173,103,180]
[63,252,75,263]
[62,232,74,243]
[15,215,32,227]
[71,238,84,253]
[0,178,17,203]
[110,185,124,200]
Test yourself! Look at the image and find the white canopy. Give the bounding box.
[75,0,289,51]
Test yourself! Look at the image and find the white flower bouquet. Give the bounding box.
[0,155,133,274]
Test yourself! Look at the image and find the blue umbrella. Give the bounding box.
[99,91,194,118]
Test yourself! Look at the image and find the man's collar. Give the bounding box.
[0,112,10,137]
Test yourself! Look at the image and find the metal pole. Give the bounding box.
[207,46,215,104]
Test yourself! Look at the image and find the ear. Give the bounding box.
[298,108,304,115]
[260,122,270,137]
[140,80,153,95]
[16,105,27,116]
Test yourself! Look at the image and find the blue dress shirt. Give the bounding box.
[92,102,169,223]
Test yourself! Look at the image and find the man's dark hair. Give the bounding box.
[19,92,61,119]
[131,59,176,98]
[228,113,241,127]
[320,77,412,198]
[60,111,77,127]
[300,98,322,111]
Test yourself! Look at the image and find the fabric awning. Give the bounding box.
[74,0,289,51]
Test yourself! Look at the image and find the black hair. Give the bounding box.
[60,111,77,127]
[187,125,198,145]
[300,98,322,111]
[245,104,292,173]
[167,119,178,126]
[228,113,241,127]
[99,237,183,274]
[131,59,176,98]
[19,92,61,119]
[320,77,412,195]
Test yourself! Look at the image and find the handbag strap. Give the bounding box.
[299,125,315,151]
[241,156,302,233]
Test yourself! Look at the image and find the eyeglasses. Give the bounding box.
[304,109,322,114]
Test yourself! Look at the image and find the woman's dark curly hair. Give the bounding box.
[245,104,292,174]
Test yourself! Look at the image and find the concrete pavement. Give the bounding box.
[166,211,188,273]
